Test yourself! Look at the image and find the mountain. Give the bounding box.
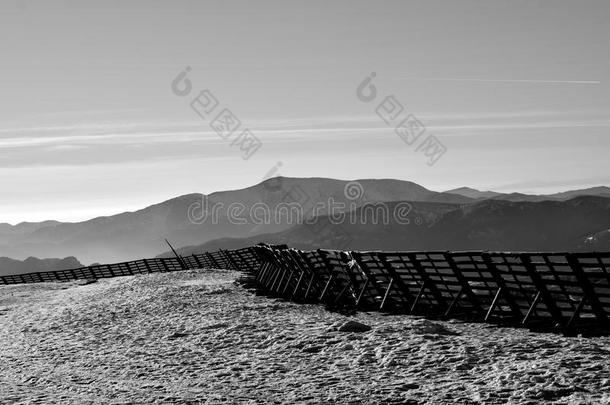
[549,186,610,201]
[428,196,610,251]
[489,192,553,203]
[0,221,62,244]
[0,256,82,277]
[0,221,62,234]
[447,186,610,203]
[489,187,610,203]
[0,177,472,264]
[445,187,502,200]
[164,196,610,256]
[3,178,610,265]
[161,200,461,256]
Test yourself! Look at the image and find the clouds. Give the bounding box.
[398,77,601,85]
[0,109,608,165]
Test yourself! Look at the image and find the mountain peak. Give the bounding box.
[445,187,501,200]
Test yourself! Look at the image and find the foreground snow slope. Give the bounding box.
[1,270,609,404]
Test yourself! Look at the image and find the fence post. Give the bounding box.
[485,287,504,321]
[192,254,203,268]
[291,272,305,300]
[206,252,220,269]
[567,253,609,327]
[317,250,357,306]
[410,280,428,314]
[319,274,335,302]
[298,252,326,302]
[566,296,588,329]
[355,277,370,307]
[262,264,278,288]
[269,266,284,292]
[350,253,386,306]
[380,278,394,310]
[444,286,464,317]
[481,253,524,320]
[280,268,296,296]
[377,254,414,309]
[144,259,153,273]
[222,250,239,271]
[444,253,485,314]
[522,291,542,325]
[304,273,317,301]
[520,253,566,327]
[407,253,448,311]
[256,262,270,283]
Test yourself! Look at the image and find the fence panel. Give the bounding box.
[229,247,261,273]
[316,249,359,306]
[566,253,610,328]
[181,255,199,269]
[295,250,335,303]
[350,251,403,310]
[523,253,591,326]
[378,251,442,312]
[572,253,610,318]
[447,252,516,321]
[483,253,559,325]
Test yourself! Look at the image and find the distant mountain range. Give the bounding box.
[447,186,610,202]
[1,177,610,266]
[445,187,502,199]
[162,196,610,257]
[0,177,471,264]
[0,256,82,277]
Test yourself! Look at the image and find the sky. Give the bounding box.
[0,0,608,223]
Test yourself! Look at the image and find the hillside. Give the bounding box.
[0,256,82,277]
[448,186,610,203]
[445,187,502,200]
[165,196,610,256]
[0,178,471,264]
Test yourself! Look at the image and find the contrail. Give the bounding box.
[399,77,601,85]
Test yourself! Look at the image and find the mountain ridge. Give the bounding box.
[0,177,471,263]
[0,256,82,277]
[162,195,610,256]
[2,177,610,264]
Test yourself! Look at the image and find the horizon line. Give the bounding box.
[1,176,608,226]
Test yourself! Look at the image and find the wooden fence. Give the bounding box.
[0,252,230,285]
[244,245,610,336]
[2,244,609,335]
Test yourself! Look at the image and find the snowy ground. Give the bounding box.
[1,269,609,404]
